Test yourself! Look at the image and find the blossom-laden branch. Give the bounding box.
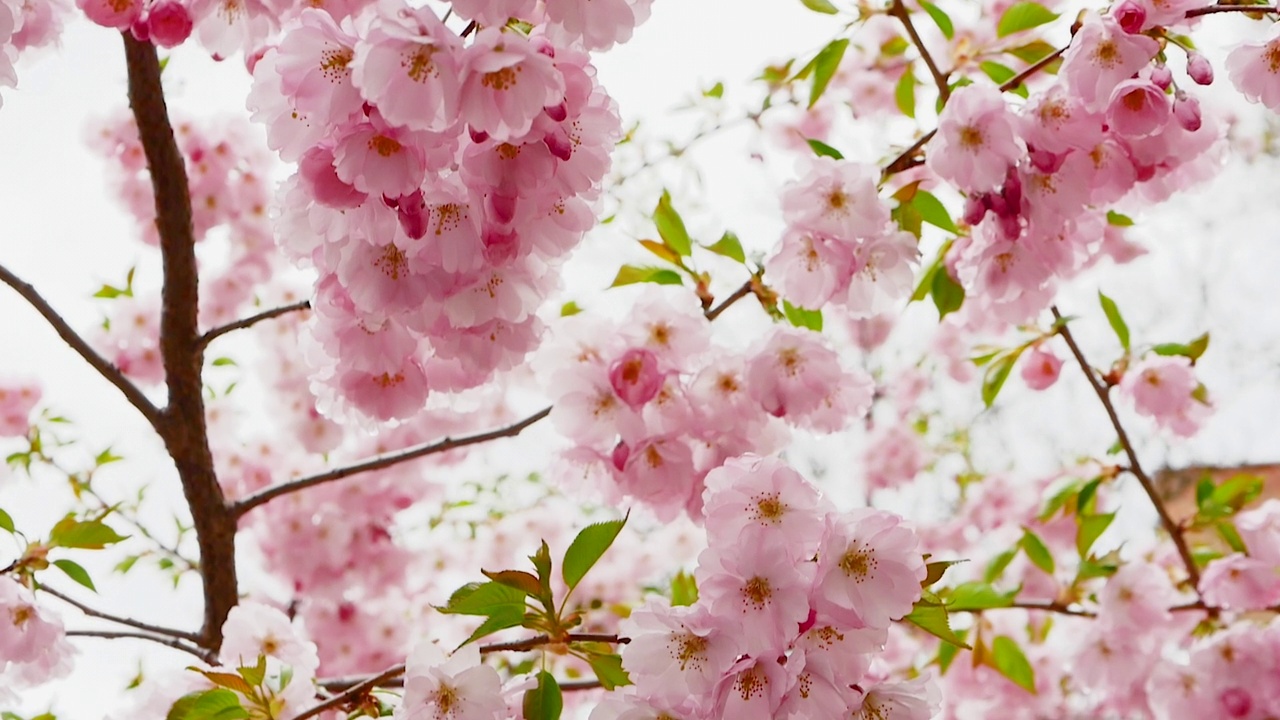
[0,263,162,428]
[1051,306,1204,594]
[230,406,554,518]
[39,584,202,642]
[122,32,238,651]
[64,629,214,663]
[198,299,312,349]
[889,0,951,103]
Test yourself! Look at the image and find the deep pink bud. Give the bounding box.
[129,16,150,41]
[1187,52,1214,85]
[146,1,193,48]
[998,214,1021,241]
[1174,93,1202,131]
[1113,0,1146,33]
[545,101,569,122]
[608,348,664,409]
[610,440,630,472]
[1151,64,1173,90]
[1220,688,1253,718]
[962,194,988,226]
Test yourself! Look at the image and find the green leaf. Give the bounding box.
[1195,477,1214,509]
[930,267,965,320]
[913,190,958,233]
[705,231,746,263]
[922,559,964,588]
[782,300,824,332]
[237,656,266,688]
[903,601,970,648]
[560,301,583,317]
[530,540,553,595]
[190,669,256,696]
[522,671,563,720]
[436,581,528,616]
[990,636,1037,693]
[0,508,13,533]
[919,0,955,39]
[937,627,967,673]
[984,548,1018,584]
[1006,39,1058,63]
[704,81,724,98]
[1106,210,1134,226]
[610,265,684,287]
[809,39,850,108]
[806,138,845,160]
[1216,520,1247,554]
[95,448,123,466]
[996,2,1059,38]
[670,570,698,607]
[1154,332,1210,363]
[946,581,1018,611]
[1098,291,1130,352]
[562,516,628,591]
[460,605,526,646]
[166,689,249,720]
[48,517,127,549]
[1076,478,1103,515]
[211,357,237,367]
[981,348,1024,407]
[1019,529,1055,575]
[801,0,840,12]
[653,191,692,256]
[1076,512,1115,558]
[586,652,632,690]
[481,569,542,597]
[895,65,917,118]
[52,559,96,592]
[980,61,1028,97]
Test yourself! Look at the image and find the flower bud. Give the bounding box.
[1113,0,1147,33]
[1174,92,1202,132]
[147,1,194,49]
[1151,63,1173,90]
[962,194,988,226]
[1187,52,1214,85]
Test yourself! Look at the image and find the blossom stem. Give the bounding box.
[40,584,202,642]
[231,406,554,518]
[889,0,951,103]
[65,629,213,663]
[478,633,630,654]
[0,263,162,427]
[1185,3,1279,17]
[197,300,312,348]
[704,280,756,321]
[1051,306,1204,595]
[297,663,407,720]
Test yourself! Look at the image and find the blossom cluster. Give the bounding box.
[605,455,938,720]
[0,576,75,707]
[538,290,874,521]
[256,1,631,422]
[0,0,70,108]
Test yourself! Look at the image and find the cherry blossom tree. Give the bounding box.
[3,0,1280,718]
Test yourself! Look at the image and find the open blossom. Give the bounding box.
[697,537,815,656]
[397,642,505,720]
[1061,13,1159,112]
[850,676,940,720]
[1120,355,1211,436]
[0,377,40,436]
[1020,346,1062,390]
[1237,500,1280,565]
[460,27,565,141]
[702,454,830,553]
[1200,554,1280,610]
[77,0,143,30]
[1226,30,1280,110]
[608,348,664,409]
[620,599,741,708]
[813,509,925,630]
[0,578,75,690]
[352,3,464,133]
[929,83,1023,192]
[274,9,364,128]
[220,602,319,673]
[780,157,889,242]
[764,229,854,310]
[544,0,654,51]
[1106,78,1171,137]
[744,327,873,432]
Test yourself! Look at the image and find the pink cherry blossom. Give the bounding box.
[460,27,565,141]
[1106,78,1172,138]
[702,454,830,553]
[397,642,505,720]
[1020,346,1063,390]
[1120,355,1211,436]
[744,326,872,432]
[1060,13,1159,112]
[77,0,142,30]
[220,602,320,673]
[544,0,654,52]
[351,4,464,133]
[813,509,925,630]
[697,537,815,656]
[780,157,890,242]
[929,83,1023,192]
[608,348,664,409]
[619,599,741,708]
[0,377,40,436]
[145,1,194,48]
[0,579,75,690]
[1226,30,1280,110]
[764,229,854,310]
[1200,554,1280,610]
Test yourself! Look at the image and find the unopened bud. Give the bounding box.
[1187,52,1214,85]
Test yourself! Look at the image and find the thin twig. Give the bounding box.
[123,32,238,651]
[296,663,407,720]
[65,629,213,662]
[889,0,951,103]
[1185,2,1278,16]
[198,300,311,349]
[1008,600,1096,617]
[478,633,629,654]
[704,280,755,321]
[232,406,553,518]
[1052,306,1203,593]
[0,263,162,427]
[40,585,201,642]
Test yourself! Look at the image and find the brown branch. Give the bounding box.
[297,663,407,720]
[1008,600,1096,617]
[478,633,630,655]
[0,263,162,427]
[65,629,213,662]
[232,406,553,518]
[704,280,755,321]
[40,585,201,642]
[889,0,951,103]
[198,300,312,349]
[1052,306,1203,594]
[123,32,237,651]
[1185,2,1278,16]
[561,679,603,692]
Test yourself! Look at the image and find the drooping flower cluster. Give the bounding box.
[765,157,920,315]
[539,290,873,521]
[0,577,75,706]
[257,2,628,422]
[607,455,937,720]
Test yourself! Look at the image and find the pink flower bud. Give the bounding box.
[147,1,194,49]
[1187,52,1214,85]
[1113,0,1147,33]
[962,194,988,226]
[79,0,143,30]
[1174,92,1202,131]
[609,348,664,409]
[1151,64,1173,90]
[1021,347,1063,391]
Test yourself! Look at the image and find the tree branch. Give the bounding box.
[704,280,755,321]
[478,633,629,654]
[297,663,407,720]
[65,629,214,663]
[198,300,312,349]
[40,584,201,642]
[0,263,162,427]
[1052,306,1203,594]
[231,406,553,518]
[889,0,951,103]
[1185,3,1278,16]
[122,32,237,651]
